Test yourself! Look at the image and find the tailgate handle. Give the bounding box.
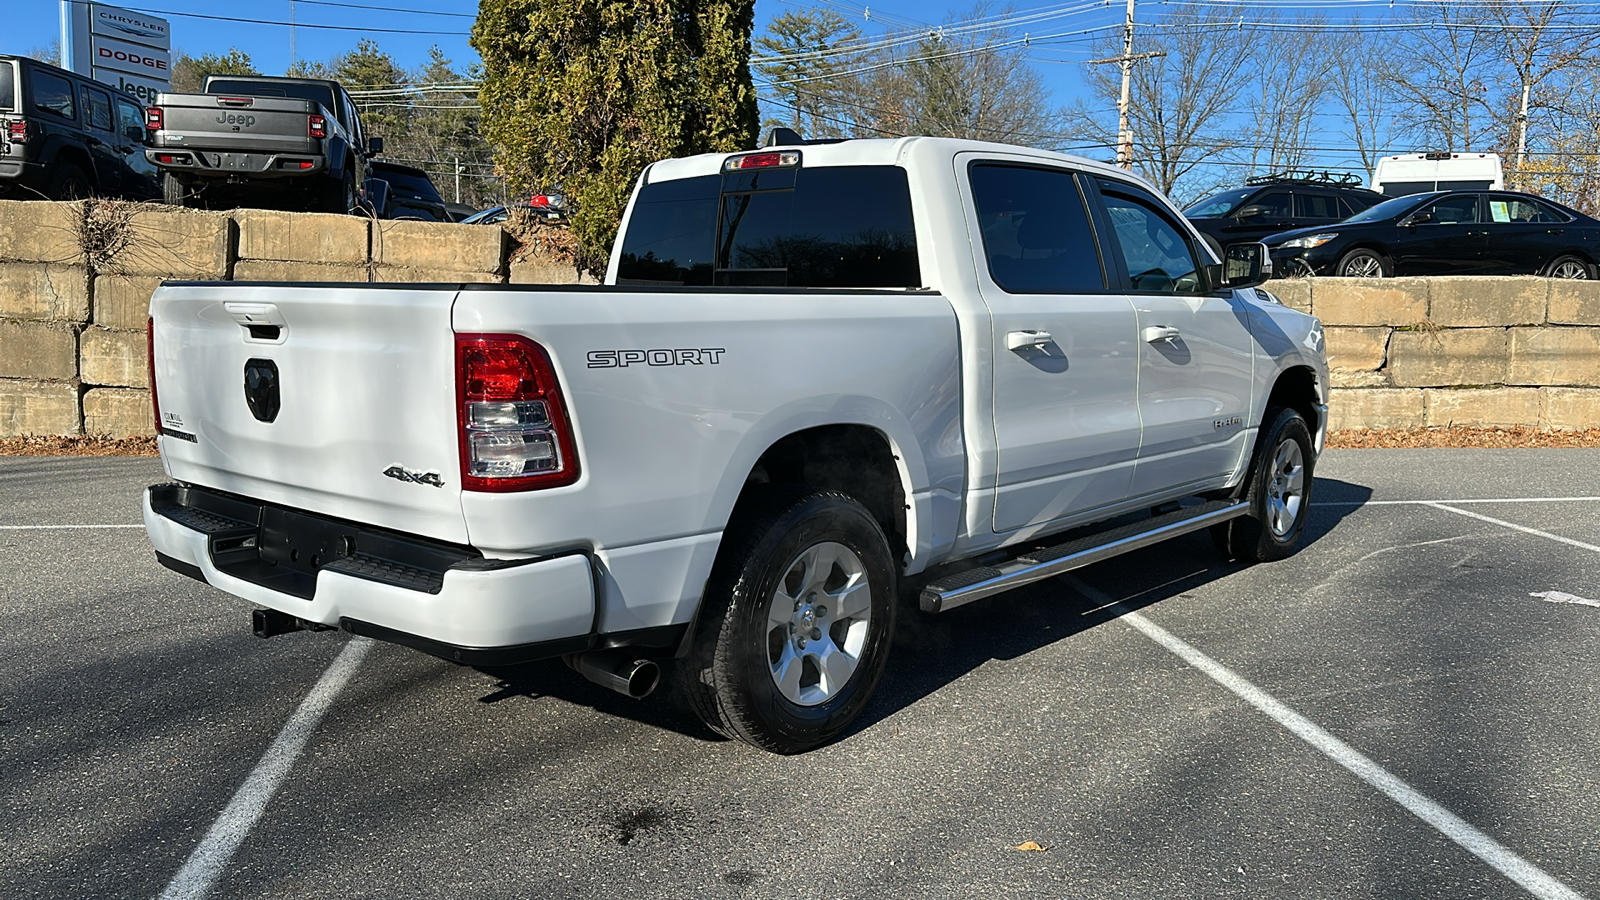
[216,97,255,107]
[225,302,287,343]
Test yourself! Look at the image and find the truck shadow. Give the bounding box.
[475,477,1373,747]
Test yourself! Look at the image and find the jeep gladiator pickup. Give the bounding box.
[143,137,1328,753]
[144,74,379,212]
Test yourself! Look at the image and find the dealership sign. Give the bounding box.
[63,2,172,102]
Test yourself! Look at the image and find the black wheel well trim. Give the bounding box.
[1543,249,1595,272]
[1338,242,1390,261]
[48,144,99,186]
[734,423,911,569]
[1265,365,1322,440]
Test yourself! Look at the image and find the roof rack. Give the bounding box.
[1244,169,1364,187]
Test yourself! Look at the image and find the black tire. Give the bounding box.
[674,488,897,754]
[322,165,357,214]
[46,164,92,201]
[1336,248,1391,278]
[1212,407,1315,563]
[1543,254,1592,280]
[161,173,191,207]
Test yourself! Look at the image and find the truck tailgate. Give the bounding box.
[150,284,469,544]
[156,94,321,155]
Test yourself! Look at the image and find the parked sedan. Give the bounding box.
[1266,190,1599,278]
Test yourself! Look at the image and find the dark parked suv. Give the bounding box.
[1184,172,1383,255]
[0,55,160,201]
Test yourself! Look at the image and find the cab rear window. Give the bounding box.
[616,164,921,289]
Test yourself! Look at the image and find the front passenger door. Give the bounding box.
[1092,177,1255,500]
[112,95,159,200]
[1390,194,1486,275]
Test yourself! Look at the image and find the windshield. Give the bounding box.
[1183,188,1253,218]
[207,79,335,112]
[0,61,15,112]
[1344,193,1436,224]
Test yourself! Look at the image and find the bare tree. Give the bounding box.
[1327,30,1400,176]
[1484,0,1600,187]
[851,3,1064,146]
[1240,15,1334,177]
[1073,9,1255,197]
[1383,6,1502,152]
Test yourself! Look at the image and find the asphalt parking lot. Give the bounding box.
[2,450,1598,899]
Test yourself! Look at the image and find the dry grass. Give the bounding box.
[1329,426,1600,448]
[0,435,158,457]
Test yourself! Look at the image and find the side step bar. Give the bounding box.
[920,500,1250,613]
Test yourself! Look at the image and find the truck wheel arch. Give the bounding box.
[44,142,99,189]
[1264,365,1322,440]
[718,423,920,575]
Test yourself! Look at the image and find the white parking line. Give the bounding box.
[1426,503,1600,554]
[1315,497,1600,507]
[1060,574,1589,900]
[159,637,373,900]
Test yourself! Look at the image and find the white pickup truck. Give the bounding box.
[144,137,1328,753]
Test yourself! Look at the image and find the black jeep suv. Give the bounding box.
[0,55,160,201]
[1184,172,1383,255]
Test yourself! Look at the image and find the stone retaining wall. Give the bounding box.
[3,199,1598,438]
[0,200,585,438]
[1269,277,1600,431]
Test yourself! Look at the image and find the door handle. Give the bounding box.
[1006,330,1052,351]
[1143,325,1181,344]
[1547,228,1565,235]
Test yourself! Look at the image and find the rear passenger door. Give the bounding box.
[1089,176,1254,500]
[76,83,120,195]
[962,160,1141,534]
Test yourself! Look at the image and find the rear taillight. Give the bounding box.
[147,318,162,436]
[456,334,579,491]
[308,114,326,139]
[145,106,163,131]
[6,119,27,142]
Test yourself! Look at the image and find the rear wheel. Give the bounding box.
[47,164,92,201]
[1544,254,1592,279]
[675,488,896,754]
[1212,407,1315,563]
[322,166,357,214]
[1336,248,1391,278]
[161,173,191,207]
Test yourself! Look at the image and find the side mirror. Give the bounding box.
[1219,241,1272,289]
[367,136,384,155]
[125,125,145,143]
[1234,204,1266,219]
[362,178,390,217]
[1403,211,1434,226]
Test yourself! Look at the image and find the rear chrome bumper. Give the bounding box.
[143,483,597,660]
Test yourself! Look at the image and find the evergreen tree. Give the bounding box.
[330,40,411,142]
[472,0,758,272]
[753,10,862,139]
[171,48,258,93]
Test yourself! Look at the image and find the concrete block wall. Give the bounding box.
[0,200,581,438]
[1270,276,1600,430]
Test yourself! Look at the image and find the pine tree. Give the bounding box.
[171,48,258,93]
[472,0,758,273]
[753,10,862,138]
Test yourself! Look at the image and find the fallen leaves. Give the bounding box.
[0,435,158,456]
[1328,426,1600,449]
[1011,841,1048,852]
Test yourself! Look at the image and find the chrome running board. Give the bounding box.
[920,500,1250,613]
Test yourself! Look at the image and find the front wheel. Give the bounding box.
[1336,248,1391,278]
[1212,407,1315,563]
[675,489,896,754]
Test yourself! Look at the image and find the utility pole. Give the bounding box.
[1087,0,1164,171]
[289,1,297,68]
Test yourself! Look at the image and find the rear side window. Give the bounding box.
[616,165,921,289]
[0,62,16,112]
[1488,197,1569,224]
[969,164,1103,293]
[31,70,74,120]
[1297,194,1339,218]
[80,86,113,132]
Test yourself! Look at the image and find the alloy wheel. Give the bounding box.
[764,541,873,707]
[1266,439,1306,538]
